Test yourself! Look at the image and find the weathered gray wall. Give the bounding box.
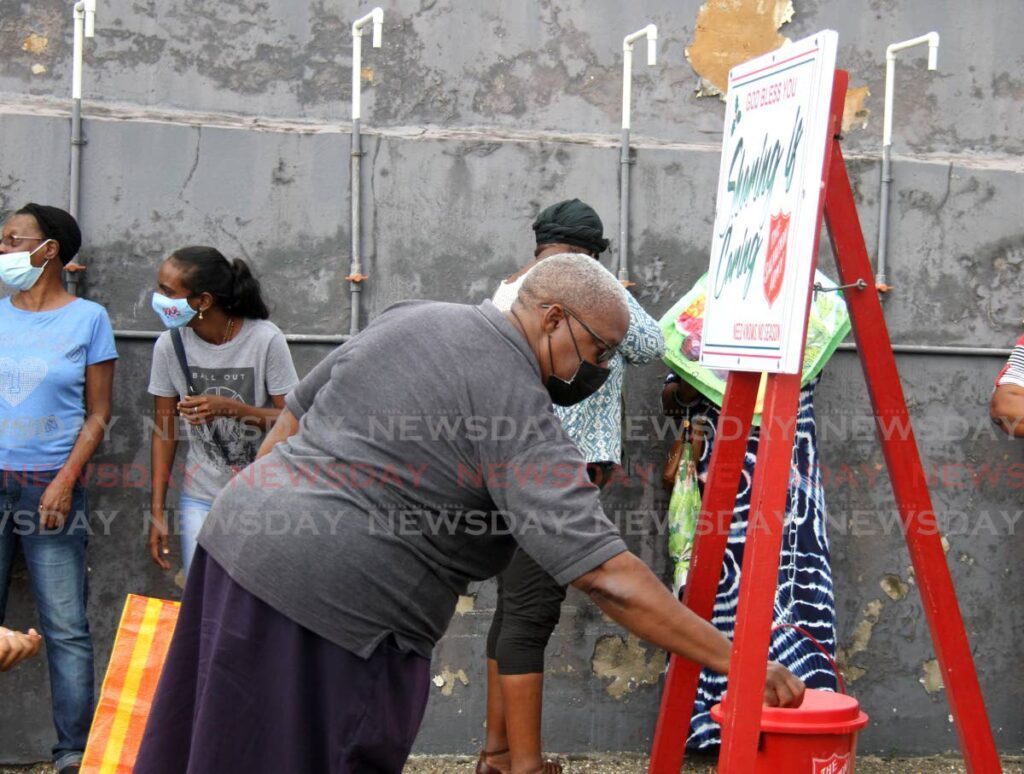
[1,0,1022,762]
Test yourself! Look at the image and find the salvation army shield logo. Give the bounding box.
[763,211,791,307]
[812,753,851,774]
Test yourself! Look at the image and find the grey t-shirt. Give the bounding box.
[198,300,627,659]
[148,319,299,503]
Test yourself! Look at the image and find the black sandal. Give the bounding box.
[475,747,510,774]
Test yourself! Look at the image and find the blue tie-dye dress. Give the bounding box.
[685,374,838,749]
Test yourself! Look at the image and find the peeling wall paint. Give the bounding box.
[21,33,48,55]
[842,85,871,133]
[920,659,945,694]
[685,1,870,136]
[958,552,976,567]
[685,0,794,97]
[591,634,667,700]
[432,666,469,697]
[879,573,910,601]
[837,598,884,683]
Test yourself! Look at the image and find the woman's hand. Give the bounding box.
[148,507,171,571]
[0,627,42,671]
[178,395,238,425]
[39,477,74,530]
[764,661,806,707]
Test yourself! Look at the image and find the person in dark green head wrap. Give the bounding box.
[484,199,666,774]
[491,198,611,311]
[531,198,611,256]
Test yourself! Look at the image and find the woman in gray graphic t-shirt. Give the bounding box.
[146,247,299,576]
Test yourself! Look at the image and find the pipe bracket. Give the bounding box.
[346,273,369,283]
[813,278,868,297]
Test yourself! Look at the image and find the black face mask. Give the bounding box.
[545,317,610,406]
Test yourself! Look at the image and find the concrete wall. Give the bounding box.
[1,0,1022,761]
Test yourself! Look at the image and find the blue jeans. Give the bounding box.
[178,494,213,577]
[0,469,95,769]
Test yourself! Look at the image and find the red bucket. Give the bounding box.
[710,687,869,773]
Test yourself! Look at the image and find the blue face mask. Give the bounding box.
[151,291,198,329]
[0,240,54,291]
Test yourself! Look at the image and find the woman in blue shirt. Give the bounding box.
[0,203,117,774]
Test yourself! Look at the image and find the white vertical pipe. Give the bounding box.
[351,27,362,121]
[71,0,96,101]
[68,0,96,295]
[618,24,657,283]
[349,7,383,335]
[883,32,939,148]
[877,32,939,290]
[72,3,85,101]
[351,7,383,121]
[621,45,633,131]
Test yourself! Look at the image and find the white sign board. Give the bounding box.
[699,30,838,374]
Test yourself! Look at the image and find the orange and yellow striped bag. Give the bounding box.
[81,595,180,774]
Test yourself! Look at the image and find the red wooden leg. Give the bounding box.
[716,372,803,772]
[824,143,1001,773]
[648,371,759,774]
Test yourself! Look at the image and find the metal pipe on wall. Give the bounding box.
[68,0,96,297]
[108,331,1008,356]
[876,32,939,292]
[617,23,657,285]
[835,342,1009,357]
[113,329,352,345]
[348,7,383,336]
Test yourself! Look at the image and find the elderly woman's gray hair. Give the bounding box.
[518,252,627,320]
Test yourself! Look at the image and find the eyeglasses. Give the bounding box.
[540,303,619,363]
[0,234,46,249]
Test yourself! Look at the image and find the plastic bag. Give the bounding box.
[81,595,180,773]
[668,441,702,596]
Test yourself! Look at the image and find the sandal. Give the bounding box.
[475,747,509,774]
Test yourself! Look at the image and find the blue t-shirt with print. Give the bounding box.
[0,297,118,471]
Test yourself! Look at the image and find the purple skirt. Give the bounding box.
[134,547,431,773]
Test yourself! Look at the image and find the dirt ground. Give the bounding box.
[3,754,1022,772]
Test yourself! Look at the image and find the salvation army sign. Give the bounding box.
[699,30,839,374]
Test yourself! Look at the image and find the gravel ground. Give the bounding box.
[3,754,1022,772]
[403,756,1024,773]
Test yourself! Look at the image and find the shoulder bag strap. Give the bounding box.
[169,328,198,397]
[169,328,235,464]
